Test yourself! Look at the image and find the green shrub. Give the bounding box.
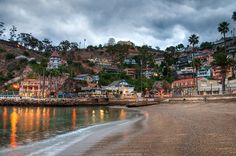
[5,53,15,60]
[0,47,6,53]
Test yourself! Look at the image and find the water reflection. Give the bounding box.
[0,106,131,148]
[10,108,18,148]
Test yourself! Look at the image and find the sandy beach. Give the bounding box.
[73,102,236,156]
[1,102,236,156]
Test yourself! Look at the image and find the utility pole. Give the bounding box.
[42,69,45,98]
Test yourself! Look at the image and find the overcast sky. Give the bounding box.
[0,0,236,49]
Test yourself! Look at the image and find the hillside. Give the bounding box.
[0,40,112,90]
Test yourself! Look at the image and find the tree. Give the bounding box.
[9,25,17,41]
[70,42,78,51]
[59,40,70,52]
[42,38,53,52]
[176,43,185,52]
[0,22,6,38]
[218,21,229,52]
[188,34,199,52]
[108,38,116,46]
[232,11,236,22]
[192,58,202,74]
[200,42,213,50]
[212,50,234,93]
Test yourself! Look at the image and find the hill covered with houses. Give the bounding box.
[0,15,236,98]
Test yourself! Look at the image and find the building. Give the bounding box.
[47,51,66,69]
[171,78,200,96]
[88,57,113,66]
[154,57,164,66]
[175,55,192,70]
[19,79,49,98]
[176,67,194,79]
[197,78,222,95]
[102,79,134,95]
[73,74,99,83]
[117,41,135,47]
[124,58,137,65]
[124,68,137,78]
[212,66,233,80]
[197,67,212,79]
[19,77,67,98]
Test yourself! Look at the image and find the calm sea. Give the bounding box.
[0,106,136,149]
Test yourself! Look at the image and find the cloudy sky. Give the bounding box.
[0,0,236,49]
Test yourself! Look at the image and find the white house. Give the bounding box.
[47,51,66,69]
[102,79,134,94]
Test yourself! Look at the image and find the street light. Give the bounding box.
[210,82,213,95]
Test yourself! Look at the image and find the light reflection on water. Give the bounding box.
[0,106,129,149]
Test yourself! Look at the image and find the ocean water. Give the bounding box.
[0,106,138,150]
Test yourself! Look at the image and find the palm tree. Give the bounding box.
[218,21,229,52]
[188,34,199,52]
[192,58,202,95]
[212,50,234,93]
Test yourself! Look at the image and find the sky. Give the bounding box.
[0,0,236,50]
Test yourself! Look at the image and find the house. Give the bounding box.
[102,79,134,94]
[154,57,164,66]
[19,79,49,98]
[175,55,192,70]
[176,67,194,79]
[197,78,222,95]
[47,51,66,69]
[213,37,236,51]
[212,66,233,80]
[88,57,113,66]
[19,77,67,98]
[74,74,99,83]
[171,78,200,96]
[197,67,211,79]
[124,58,137,65]
[142,68,157,79]
[117,41,135,47]
[124,68,137,78]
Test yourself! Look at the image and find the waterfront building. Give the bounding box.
[19,79,49,97]
[102,79,134,95]
[197,78,222,95]
[171,78,200,96]
[47,51,66,69]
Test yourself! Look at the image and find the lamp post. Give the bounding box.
[210,82,213,95]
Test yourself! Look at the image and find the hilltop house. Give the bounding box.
[88,57,113,66]
[47,51,66,69]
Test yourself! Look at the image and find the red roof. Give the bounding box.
[51,51,60,57]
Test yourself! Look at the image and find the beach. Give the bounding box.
[1,102,236,156]
[68,102,236,156]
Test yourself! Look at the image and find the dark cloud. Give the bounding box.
[0,0,235,49]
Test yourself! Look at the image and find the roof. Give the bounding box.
[51,51,60,57]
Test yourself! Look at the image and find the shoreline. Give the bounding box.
[1,102,236,155]
[0,106,145,156]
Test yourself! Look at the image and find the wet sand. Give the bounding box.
[68,102,236,156]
